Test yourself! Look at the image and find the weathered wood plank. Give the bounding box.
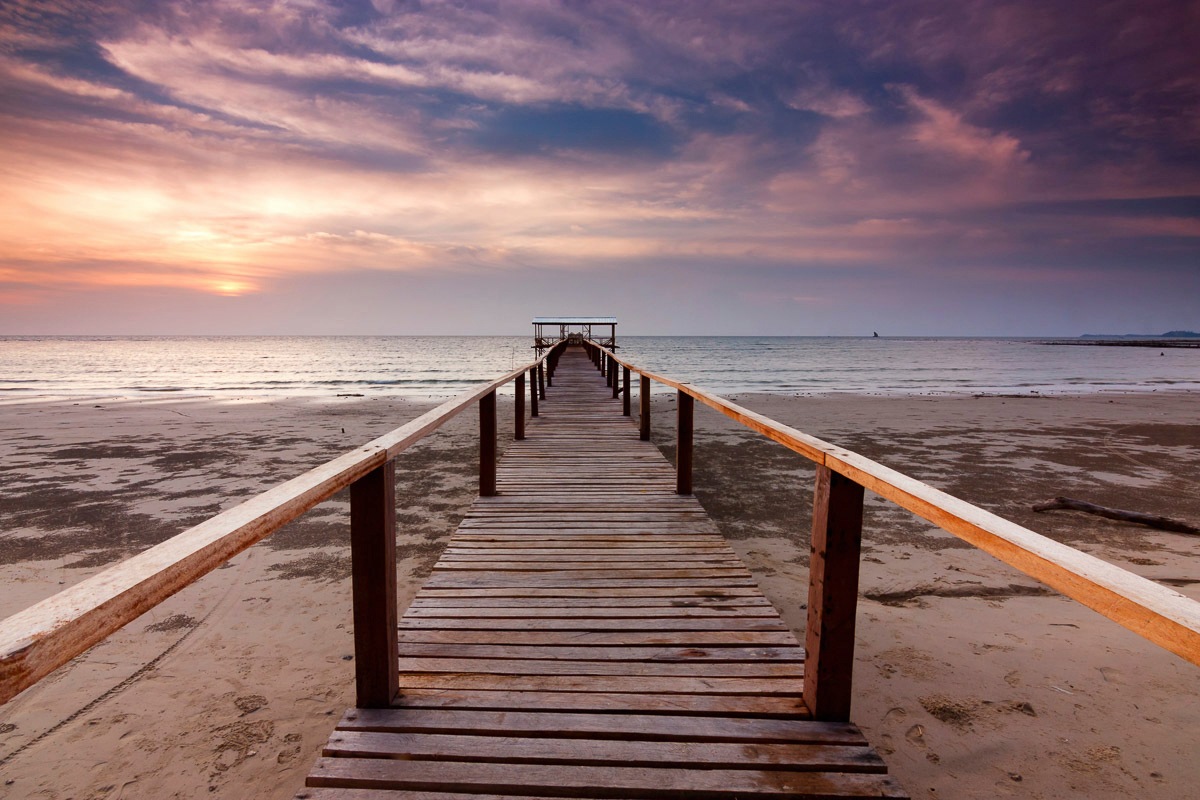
[338,708,859,744]
[388,688,812,716]
[394,644,803,661]
[395,629,801,646]
[395,656,804,678]
[323,731,884,772]
[306,758,907,797]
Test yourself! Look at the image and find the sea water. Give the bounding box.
[0,336,1196,403]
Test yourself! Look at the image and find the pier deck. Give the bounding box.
[301,348,906,798]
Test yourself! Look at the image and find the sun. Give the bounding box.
[211,279,253,296]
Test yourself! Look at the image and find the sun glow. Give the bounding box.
[210,278,254,296]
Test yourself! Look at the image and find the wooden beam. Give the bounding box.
[350,461,399,708]
[529,367,538,418]
[676,390,693,495]
[804,466,864,722]
[538,362,546,400]
[514,373,525,441]
[479,390,497,497]
[640,375,651,441]
[622,367,631,416]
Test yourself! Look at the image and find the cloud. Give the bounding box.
[0,1,1196,334]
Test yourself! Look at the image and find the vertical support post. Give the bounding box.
[612,358,620,398]
[538,362,546,400]
[639,375,650,440]
[530,368,539,417]
[515,373,525,440]
[804,465,865,722]
[480,390,497,497]
[350,460,398,708]
[622,366,631,415]
[676,390,693,495]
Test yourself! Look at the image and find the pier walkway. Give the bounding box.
[301,347,906,798]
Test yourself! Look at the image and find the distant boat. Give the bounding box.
[872,331,879,338]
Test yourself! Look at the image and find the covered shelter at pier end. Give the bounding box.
[532,316,617,356]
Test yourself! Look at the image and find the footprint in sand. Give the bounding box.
[234,694,268,715]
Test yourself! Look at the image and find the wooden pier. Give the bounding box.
[4,329,1199,799]
[302,346,906,798]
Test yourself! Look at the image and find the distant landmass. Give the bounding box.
[1080,331,1199,339]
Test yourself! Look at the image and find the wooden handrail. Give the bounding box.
[0,345,566,705]
[588,342,1200,669]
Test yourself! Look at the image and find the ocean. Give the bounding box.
[0,336,1196,403]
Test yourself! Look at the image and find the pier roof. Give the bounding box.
[532,316,617,324]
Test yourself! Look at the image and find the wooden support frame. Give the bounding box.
[622,367,631,416]
[514,373,525,441]
[676,390,694,495]
[0,345,565,706]
[804,466,865,721]
[612,357,620,399]
[590,342,1200,670]
[640,375,651,441]
[479,390,497,497]
[349,461,398,708]
[538,362,546,400]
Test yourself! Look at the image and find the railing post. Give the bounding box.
[676,390,693,494]
[538,362,546,400]
[350,460,398,708]
[640,375,650,440]
[622,366,631,415]
[804,465,864,722]
[515,373,525,441]
[480,390,497,497]
[612,358,620,399]
[530,367,538,417]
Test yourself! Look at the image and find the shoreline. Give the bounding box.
[1,392,1198,797]
[0,381,1196,409]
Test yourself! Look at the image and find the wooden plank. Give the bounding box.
[388,688,812,717]
[323,731,884,772]
[394,674,802,694]
[408,596,771,607]
[403,607,777,619]
[338,708,859,744]
[410,587,765,599]
[395,657,804,678]
[398,618,787,631]
[306,758,907,797]
[395,630,801,646]
[394,644,803,662]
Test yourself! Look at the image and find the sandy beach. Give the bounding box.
[1,390,1197,798]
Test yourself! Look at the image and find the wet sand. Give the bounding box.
[1,391,1198,798]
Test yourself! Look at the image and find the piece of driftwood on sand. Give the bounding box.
[1033,496,1200,535]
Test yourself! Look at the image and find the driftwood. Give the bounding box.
[1033,496,1200,535]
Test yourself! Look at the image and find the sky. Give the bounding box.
[1,0,1198,336]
